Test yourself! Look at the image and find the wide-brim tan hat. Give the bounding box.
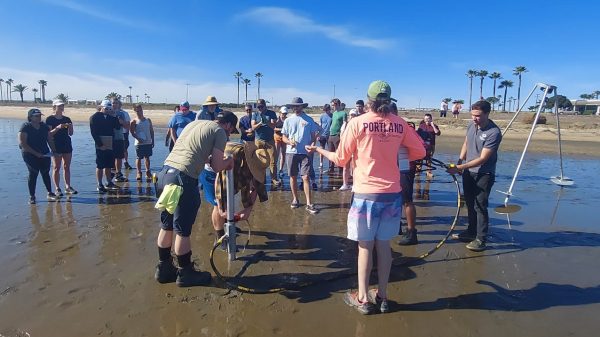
[204,96,219,106]
[244,141,270,184]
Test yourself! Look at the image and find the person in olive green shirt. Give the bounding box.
[326,98,347,173]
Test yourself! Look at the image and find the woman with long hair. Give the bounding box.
[307,81,425,315]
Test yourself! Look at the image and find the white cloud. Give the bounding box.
[0,67,332,106]
[41,0,160,32]
[237,7,394,50]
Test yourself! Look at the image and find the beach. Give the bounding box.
[0,107,600,336]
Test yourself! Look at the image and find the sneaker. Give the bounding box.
[55,189,64,197]
[367,288,389,313]
[451,230,475,243]
[114,174,128,182]
[305,204,319,215]
[65,186,78,195]
[290,200,300,209]
[47,192,58,202]
[154,261,178,284]
[466,238,486,252]
[398,228,418,246]
[312,182,318,191]
[338,184,352,191]
[97,184,108,193]
[343,291,374,315]
[105,182,119,190]
[29,196,36,204]
[176,264,211,287]
[124,162,133,170]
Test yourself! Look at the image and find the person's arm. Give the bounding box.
[89,115,103,148]
[18,132,43,157]
[250,113,263,131]
[129,120,138,140]
[149,119,155,147]
[455,147,495,172]
[403,126,427,162]
[67,118,74,136]
[432,123,441,136]
[447,137,469,175]
[209,148,234,172]
[266,112,276,128]
[170,128,178,143]
[308,120,356,166]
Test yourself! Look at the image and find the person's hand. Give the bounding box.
[305,145,317,153]
[289,140,297,148]
[446,163,461,175]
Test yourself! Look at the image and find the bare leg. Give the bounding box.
[405,202,417,231]
[375,240,392,299]
[96,168,103,185]
[62,152,72,188]
[157,228,173,248]
[290,175,299,203]
[103,168,112,185]
[302,175,312,205]
[52,155,62,190]
[357,240,374,302]
[145,157,151,172]
[211,206,224,231]
[173,235,191,255]
[136,158,142,177]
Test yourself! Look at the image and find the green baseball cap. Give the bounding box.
[367,80,397,102]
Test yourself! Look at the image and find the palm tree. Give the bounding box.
[6,79,14,101]
[477,70,488,99]
[32,88,38,102]
[12,84,28,102]
[488,72,502,111]
[594,90,600,99]
[38,80,47,103]
[255,72,263,100]
[234,72,243,107]
[498,80,514,112]
[54,93,69,103]
[243,78,251,102]
[128,86,133,103]
[0,78,4,102]
[106,92,121,100]
[580,94,593,99]
[466,69,477,109]
[513,66,528,110]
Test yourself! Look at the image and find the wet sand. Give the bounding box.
[1,118,600,336]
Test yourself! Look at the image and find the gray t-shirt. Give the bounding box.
[164,120,227,179]
[466,120,502,174]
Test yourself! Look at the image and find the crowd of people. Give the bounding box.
[17,81,502,315]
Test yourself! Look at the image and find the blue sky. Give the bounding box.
[1,0,599,108]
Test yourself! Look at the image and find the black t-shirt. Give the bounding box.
[46,115,73,153]
[19,122,50,155]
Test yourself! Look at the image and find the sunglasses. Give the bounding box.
[257,105,265,109]
[245,109,252,112]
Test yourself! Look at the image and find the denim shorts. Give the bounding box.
[157,166,200,237]
[200,169,217,206]
[347,193,402,241]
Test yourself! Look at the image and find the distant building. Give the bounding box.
[570,99,600,115]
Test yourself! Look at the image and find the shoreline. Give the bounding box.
[2,105,598,157]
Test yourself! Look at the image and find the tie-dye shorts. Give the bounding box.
[347,193,402,241]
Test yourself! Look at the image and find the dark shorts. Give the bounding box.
[123,133,130,149]
[113,140,125,159]
[96,149,114,169]
[327,135,341,150]
[53,141,73,155]
[157,166,200,237]
[400,169,416,203]
[318,135,329,148]
[287,153,311,177]
[135,144,153,159]
[200,169,217,206]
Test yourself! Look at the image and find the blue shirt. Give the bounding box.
[251,110,277,141]
[197,106,221,121]
[168,112,196,137]
[239,114,255,142]
[319,112,332,137]
[281,113,319,155]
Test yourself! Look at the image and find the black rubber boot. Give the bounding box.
[176,265,211,287]
[398,228,418,246]
[154,261,178,283]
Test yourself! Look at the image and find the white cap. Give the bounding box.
[349,108,359,116]
[279,106,288,114]
[100,99,112,108]
[52,99,65,106]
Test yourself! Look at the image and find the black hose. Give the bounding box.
[209,157,462,294]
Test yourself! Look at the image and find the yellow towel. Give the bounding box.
[155,184,183,214]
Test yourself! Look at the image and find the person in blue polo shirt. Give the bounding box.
[167,101,196,145]
[251,98,280,187]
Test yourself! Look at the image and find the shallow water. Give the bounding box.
[0,119,599,336]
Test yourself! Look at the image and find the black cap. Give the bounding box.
[27,108,43,121]
[216,111,239,134]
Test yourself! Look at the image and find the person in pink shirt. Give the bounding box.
[307,80,425,314]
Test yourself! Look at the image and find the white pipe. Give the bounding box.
[225,164,236,261]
